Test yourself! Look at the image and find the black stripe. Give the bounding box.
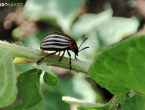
[46,36,69,41]
[42,40,69,43]
[42,43,69,46]
[40,47,68,51]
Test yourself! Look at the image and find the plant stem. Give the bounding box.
[0,41,90,74]
[109,95,121,110]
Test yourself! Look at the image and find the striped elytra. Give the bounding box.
[37,32,89,71]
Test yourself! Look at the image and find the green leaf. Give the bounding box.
[96,17,139,46]
[43,72,58,86]
[120,91,145,110]
[72,9,113,38]
[3,91,71,110]
[33,63,58,86]
[88,35,145,95]
[62,95,121,110]
[17,69,43,109]
[24,0,84,33]
[72,9,139,49]
[2,101,40,110]
[0,48,17,108]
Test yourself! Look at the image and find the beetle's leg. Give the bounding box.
[58,51,61,56]
[37,51,58,64]
[75,54,78,60]
[67,50,72,71]
[58,51,65,62]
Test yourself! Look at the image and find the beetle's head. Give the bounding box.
[74,48,79,56]
[70,41,79,56]
[71,38,89,56]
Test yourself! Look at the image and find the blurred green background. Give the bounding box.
[0,0,145,110]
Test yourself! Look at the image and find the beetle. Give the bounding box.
[37,32,89,71]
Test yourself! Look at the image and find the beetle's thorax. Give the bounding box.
[69,39,78,55]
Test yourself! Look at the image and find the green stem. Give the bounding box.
[109,95,121,110]
[0,41,90,74]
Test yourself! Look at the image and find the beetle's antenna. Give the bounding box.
[79,47,89,52]
[78,37,88,49]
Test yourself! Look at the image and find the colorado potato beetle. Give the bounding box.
[37,32,89,71]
